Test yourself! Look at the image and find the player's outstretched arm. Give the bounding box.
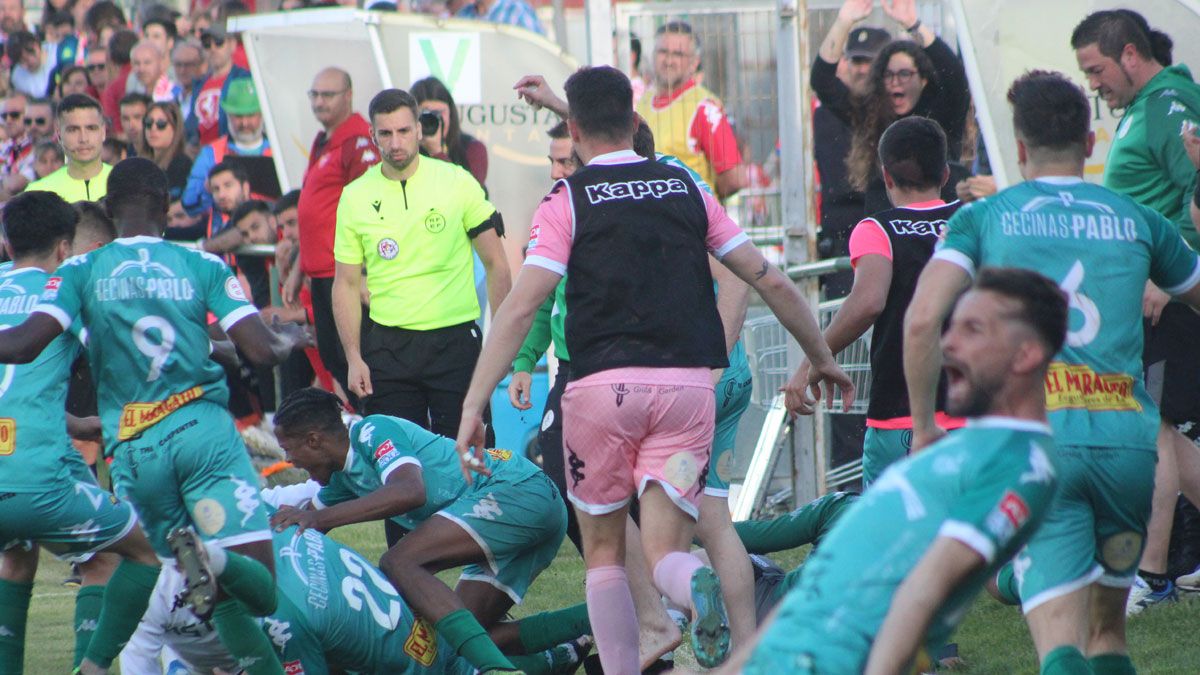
[864,536,984,675]
[903,260,971,450]
[271,465,426,533]
[720,241,854,415]
[0,313,64,363]
[457,265,561,482]
[225,314,309,367]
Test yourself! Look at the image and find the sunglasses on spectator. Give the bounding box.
[24,117,47,126]
[87,63,106,71]
[883,69,919,84]
[2,111,22,120]
[201,35,226,49]
[144,118,171,130]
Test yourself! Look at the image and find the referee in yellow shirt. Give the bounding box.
[333,88,511,439]
[27,94,112,202]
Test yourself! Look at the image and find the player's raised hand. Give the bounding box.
[508,371,533,410]
[514,75,568,117]
[1182,122,1200,170]
[455,411,492,485]
[881,0,918,27]
[270,505,322,533]
[838,0,874,24]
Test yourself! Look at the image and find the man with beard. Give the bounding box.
[333,88,510,448]
[718,267,1067,675]
[904,70,1200,674]
[182,77,271,231]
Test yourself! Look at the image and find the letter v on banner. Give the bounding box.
[409,33,482,104]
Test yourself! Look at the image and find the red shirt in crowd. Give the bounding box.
[297,112,377,279]
[101,64,131,135]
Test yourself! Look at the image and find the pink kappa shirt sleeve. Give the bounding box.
[523,182,574,276]
[702,189,750,258]
[848,218,893,267]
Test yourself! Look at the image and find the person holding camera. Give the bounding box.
[411,76,488,189]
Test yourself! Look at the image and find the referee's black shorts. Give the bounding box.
[361,319,489,440]
[1144,302,1200,426]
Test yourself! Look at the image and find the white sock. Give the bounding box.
[203,541,228,576]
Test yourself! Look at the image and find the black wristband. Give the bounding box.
[906,18,922,33]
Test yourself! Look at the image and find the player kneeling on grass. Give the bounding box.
[269,388,573,675]
[710,267,1068,675]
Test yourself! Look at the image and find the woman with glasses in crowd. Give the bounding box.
[813,0,969,214]
[142,101,193,199]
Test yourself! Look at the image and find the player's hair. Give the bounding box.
[564,66,635,145]
[106,157,170,218]
[656,20,701,55]
[208,160,250,185]
[973,267,1068,360]
[1071,9,1172,66]
[229,199,272,228]
[274,388,347,437]
[3,191,79,258]
[878,116,948,191]
[274,189,301,215]
[57,93,103,120]
[368,88,419,125]
[632,114,655,160]
[73,200,117,245]
[546,120,569,140]
[1007,70,1091,157]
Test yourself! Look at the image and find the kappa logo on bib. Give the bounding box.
[377,238,399,260]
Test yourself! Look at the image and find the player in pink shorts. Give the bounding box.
[562,368,716,517]
[454,66,853,674]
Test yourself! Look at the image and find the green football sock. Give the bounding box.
[994,562,1021,605]
[0,579,33,673]
[83,560,159,668]
[435,608,515,672]
[213,599,283,675]
[214,549,278,617]
[517,602,591,653]
[1041,645,1093,675]
[1089,653,1135,675]
[73,585,104,667]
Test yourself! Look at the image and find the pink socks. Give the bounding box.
[585,565,640,675]
[652,551,704,610]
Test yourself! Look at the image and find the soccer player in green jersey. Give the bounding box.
[710,267,1067,674]
[0,191,162,675]
[0,158,310,675]
[268,388,568,675]
[1072,9,1200,613]
[905,71,1200,674]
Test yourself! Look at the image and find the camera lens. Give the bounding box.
[419,110,441,136]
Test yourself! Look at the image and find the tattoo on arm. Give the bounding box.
[754,261,769,280]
